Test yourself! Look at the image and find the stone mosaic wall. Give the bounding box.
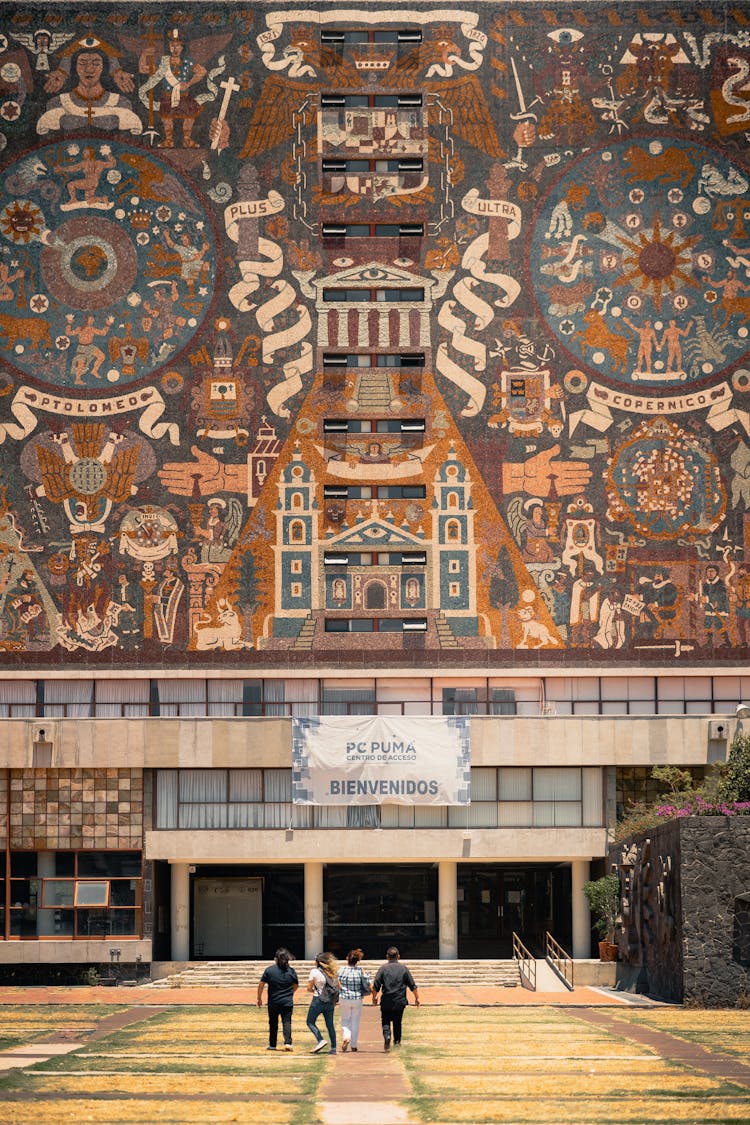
[0,3,747,667]
[616,816,750,1005]
[0,768,143,849]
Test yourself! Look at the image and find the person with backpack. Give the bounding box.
[257,947,299,1051]
[371,946,419,1051]
[306,951,339,1054]
[337,948,371,1052]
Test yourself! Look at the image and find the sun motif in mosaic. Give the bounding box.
[529,138,750,388]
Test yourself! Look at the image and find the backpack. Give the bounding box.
[320,975,340,1004]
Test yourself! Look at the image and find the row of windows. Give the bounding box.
[4,677,749,718]
[321,93,422,108]
[155,768,603,830]
[324,552,426,567]
[4,852,143,941]
[323,484,426,500]
[323,418,425,432]
[322,223,423,238]
[324,617,427,632]
[323,353,425,368]
[322,158,424,174]
[322,287,424,303]
[321,29,422,46]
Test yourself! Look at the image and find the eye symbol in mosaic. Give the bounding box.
[0,139,217,389]
[529,138,750,388]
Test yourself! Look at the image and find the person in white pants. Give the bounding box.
[337,948,371,1052]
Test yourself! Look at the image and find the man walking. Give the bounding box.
[371,946,419,1051]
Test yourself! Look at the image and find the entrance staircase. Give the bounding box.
[146,958,522,989]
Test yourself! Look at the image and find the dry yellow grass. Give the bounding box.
[22,1073,304,1095]
[419,1068,723,1098]
[0,1099,300,1124]
[434,1099,750,1124]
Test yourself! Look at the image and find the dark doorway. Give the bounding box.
[458,864,572,958]
[324,864,438,960]
[186,865,304,959]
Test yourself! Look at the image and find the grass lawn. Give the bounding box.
[0,1005,324,1125]
[0,1002,748,1124]
[400,1006,750,1124]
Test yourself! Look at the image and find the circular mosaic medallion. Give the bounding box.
[0,138,218,390]
[529,138,750,390]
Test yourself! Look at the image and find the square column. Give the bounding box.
[170,862,190,962]
[438,860,458,959]
[304,861,324,959]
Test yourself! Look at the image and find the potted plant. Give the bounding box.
[583,873,621,961]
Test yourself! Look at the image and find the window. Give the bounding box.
[290,583,302,598]
[323,157,424,174]
[323,353,424,368]
[321,29,422,47]
[322,287,424,303]
[8,851,142,939]
[289,520,305,543]
[291,559,302,574]
[322,223,423,238]
[324,551,426,567]
[321,93,422,108]
[323,484,426,500]
[323,418,425,433]
[325,617,427,632]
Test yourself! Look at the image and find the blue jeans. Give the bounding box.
[306,996,337,1050]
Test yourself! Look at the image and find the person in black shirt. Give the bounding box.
[371,946,419,1051]
[257,948,299,1051]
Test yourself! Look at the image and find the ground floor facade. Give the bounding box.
[0,698,734,974]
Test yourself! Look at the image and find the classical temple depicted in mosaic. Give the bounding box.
[0,2,748,666]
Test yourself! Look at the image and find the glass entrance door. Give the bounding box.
[457,864,571,958]
[324,864,438,959]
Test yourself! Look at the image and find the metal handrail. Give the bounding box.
[512,931,536,991]
[546,931,574,990]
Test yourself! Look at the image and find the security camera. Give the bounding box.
[736,704,750,718]
[717,724,725,736]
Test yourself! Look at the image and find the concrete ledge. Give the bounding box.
[571,959,617,987]
[0,940,152,965]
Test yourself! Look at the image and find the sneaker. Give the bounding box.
[312,1040,327,1054]
[393,1041,401,1048]
[329,1050,337,1055]
[266,1045,276,1051]
[384,1038,391,1052]
[283,1044,293,1051]
[351,1047,358,1052]
[342,1038,350,1053]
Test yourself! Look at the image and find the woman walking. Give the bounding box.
[257,948,299,1051]
[338,948,371,1052]
[306,951,339,1054]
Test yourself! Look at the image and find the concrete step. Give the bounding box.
[147,958,522,989]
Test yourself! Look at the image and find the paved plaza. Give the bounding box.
[0,985,748,1123]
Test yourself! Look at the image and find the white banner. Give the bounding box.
[292,716,470,806]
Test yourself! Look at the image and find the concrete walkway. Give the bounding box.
[318,1003,417,1125]
[571,1008,750,1089]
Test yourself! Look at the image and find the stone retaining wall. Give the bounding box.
[613,817,750,1006]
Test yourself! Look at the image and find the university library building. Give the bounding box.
[0,0,748,977]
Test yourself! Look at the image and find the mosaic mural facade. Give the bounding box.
[0,2,748,667]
